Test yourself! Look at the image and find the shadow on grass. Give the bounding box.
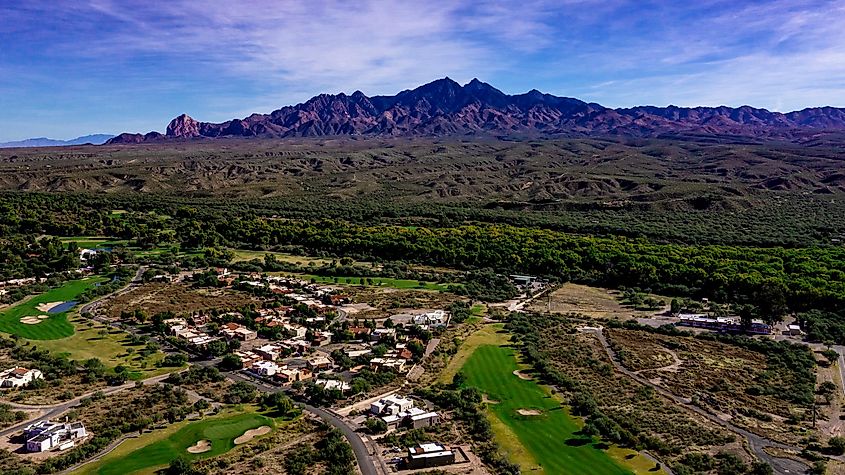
[565,437,593,447]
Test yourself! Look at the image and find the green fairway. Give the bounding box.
[296,273,453,291]
[31,313,169,377]
[89,411,274,475]
[462,344,632,475]
[59,236,133,249]
[0,277,104,339]
[229,248,334,266]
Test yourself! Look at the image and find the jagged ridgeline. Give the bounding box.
[106,78,845,143]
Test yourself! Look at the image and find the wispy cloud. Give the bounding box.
[0,0,844,140]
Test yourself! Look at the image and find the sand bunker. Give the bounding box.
[36,302,62,312]
[513,370,532,380]
[37,314,49,319]
[516,409,543,416]
[234,426,271,445]
[20,316,42,325]
[187,439,211,454]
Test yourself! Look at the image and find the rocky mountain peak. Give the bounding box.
[106,78,845,144]
[166,114,201,137]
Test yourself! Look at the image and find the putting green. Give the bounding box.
[0,277,104,340]
[89,411,274,475]
[462,344,632,475]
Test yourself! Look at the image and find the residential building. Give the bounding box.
[282,323,308,339]
[307,355,333,372]
[347,326,371,338]
[163,318,188,334]
[220,322,257,341]
[0,367,43,388]
[406,443,455,469]
[315,379,351,392]
[311,331,333,347]
[252,360,282,377]
[24,421,87,453]
[407,411,441,429]
[369,357,407,373]
[255,344,283,361]
[275,368,313,384]
[413,310,447,328]
[381,406,426,428]
[676,314,772,335]
[509,274,538,286]
[344,348,372,358]
[371,328,396,342]
[233,350,262,368]
[370,394,414,416]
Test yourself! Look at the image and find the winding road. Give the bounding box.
[583,327,810,474]
[0,371,175,438]
[195,360,380,475]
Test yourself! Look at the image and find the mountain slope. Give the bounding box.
[0,134,114,148]
[107,78,845,143]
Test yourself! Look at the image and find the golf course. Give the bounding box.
[459,325,665,475]
[0,277,103,339]
[79,411,275,475]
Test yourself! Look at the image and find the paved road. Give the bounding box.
[835,345,845,399]
[79,265,146,317]
[584,327,809,474]
[206,364,379,475]
[0,372,174,438]
[300,402,378,475]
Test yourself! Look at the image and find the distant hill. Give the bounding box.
[0,134,114,148]
[107,78,845,144]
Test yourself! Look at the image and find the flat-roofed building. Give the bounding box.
[406,443,455,469]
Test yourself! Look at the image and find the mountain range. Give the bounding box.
[104,77,845,143]
[0,134,114,148]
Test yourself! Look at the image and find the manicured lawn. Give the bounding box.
[461,343,637,475]
[59,236,133,249]
[59,236,178,257]
[31,313,169,377]
[0,277,104,340]
[86,411,275,475]
[438,323,508,384]
[297,274,453,291]
[229,248,334,266]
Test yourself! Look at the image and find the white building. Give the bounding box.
[0,367,43,388]
[24,421,87,453]
[252,360,282,377]
[413,310,447,328]
[370,394,414,416]
[369,357,407,373]
[315,379,351,392]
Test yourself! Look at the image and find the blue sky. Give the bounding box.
[1,0,844,141]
